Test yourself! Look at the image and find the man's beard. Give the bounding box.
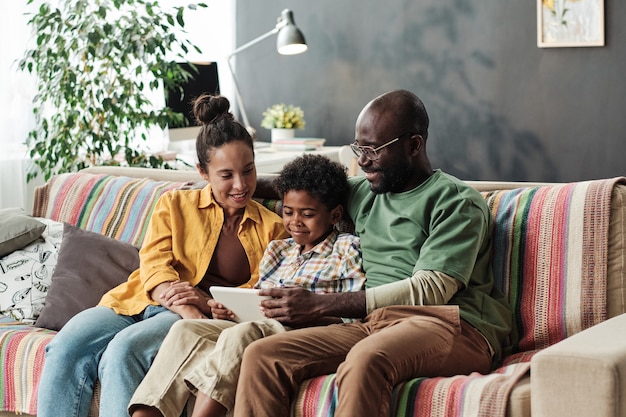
[368,161,412,194]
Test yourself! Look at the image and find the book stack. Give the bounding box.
[270,138,326,151]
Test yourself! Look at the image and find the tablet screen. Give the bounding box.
[209,286,271,322]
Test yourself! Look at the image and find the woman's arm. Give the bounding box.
[150,281,211,319]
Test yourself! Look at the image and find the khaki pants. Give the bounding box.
[129,318,287,417]
[233,305,492,417]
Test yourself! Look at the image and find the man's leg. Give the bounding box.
[128,319,237,417]
[334,306,492,417]
[233,323,369,417]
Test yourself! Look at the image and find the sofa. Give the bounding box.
[1,166,624,417]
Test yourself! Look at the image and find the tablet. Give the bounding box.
[209,286,271,322]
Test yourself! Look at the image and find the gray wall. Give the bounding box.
[234,1,626,182]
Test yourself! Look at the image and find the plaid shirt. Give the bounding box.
[255,229,365,294]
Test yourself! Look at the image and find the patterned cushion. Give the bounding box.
[0,219,64,322]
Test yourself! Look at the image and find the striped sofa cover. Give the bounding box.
[1,171,194,416]
[1,170,625,417]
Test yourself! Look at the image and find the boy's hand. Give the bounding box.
[207,298,236,321]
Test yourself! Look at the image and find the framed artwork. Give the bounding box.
[537,0,605,47]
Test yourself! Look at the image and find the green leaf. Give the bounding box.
[19,0,206,181]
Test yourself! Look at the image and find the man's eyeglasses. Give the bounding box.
[350,132,415,161]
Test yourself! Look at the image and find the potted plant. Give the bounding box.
[260,103,306,142]
[19,0,207,181]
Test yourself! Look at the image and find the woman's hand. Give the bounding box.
[151,280,212,317]
[207,298,236,321]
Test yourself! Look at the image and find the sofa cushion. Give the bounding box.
[34,223,139,331]
[0,219,64,322]
[0,208,46,257]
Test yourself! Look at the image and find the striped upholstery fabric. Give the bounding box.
[0,316,54,414]
[1,172,285,416]
[0,173,190,415]
[293,178,623,417]
[32,172,189,247]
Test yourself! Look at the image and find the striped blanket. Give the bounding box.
[293,177,623,417]
[32,172,188,247]
[1,173,189,415]
[1,175,622,416]
[0,316,55,414]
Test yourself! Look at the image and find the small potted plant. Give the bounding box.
[261,103,306,142]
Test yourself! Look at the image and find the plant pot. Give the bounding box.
[271,128,296,143]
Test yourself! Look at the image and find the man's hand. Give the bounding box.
[258,287,367,326]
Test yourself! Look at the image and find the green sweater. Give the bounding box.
[347,170,512,357]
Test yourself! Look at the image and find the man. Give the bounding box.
[232,89,512,417]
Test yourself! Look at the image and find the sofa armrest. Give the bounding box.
[531,313,626,417]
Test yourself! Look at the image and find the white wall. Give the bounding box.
[0,1,235,212]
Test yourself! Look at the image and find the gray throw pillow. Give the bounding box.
[34,223,139,331]
[0,208,47,257]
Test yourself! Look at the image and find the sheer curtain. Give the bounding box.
[0,3,39,212]
[0,1,235,213]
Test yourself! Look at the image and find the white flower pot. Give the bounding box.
[271,128,296,143]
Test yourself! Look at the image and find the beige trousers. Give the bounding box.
[128,318,287,417]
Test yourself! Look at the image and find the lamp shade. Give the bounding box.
[276,9,308,55]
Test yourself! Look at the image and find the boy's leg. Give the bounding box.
[185,319,287,411]
[128,319,237,417]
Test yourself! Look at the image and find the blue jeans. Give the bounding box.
[37,305,181,417]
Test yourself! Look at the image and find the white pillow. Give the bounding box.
[0,219,64,323]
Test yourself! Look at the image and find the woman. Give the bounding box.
[36,94,288,417]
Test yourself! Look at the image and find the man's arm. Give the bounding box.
[365,270,461,313]
[258,271,459,325]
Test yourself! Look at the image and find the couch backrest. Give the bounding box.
[480,178,626,361]
[32,173,189,247]
[32,171,626,361]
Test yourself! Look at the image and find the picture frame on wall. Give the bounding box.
[537,0,604,48]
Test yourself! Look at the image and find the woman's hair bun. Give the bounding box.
[193,94,233,125]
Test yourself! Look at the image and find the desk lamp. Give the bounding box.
[226,9,308,137]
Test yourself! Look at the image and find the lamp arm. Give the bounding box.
[225,15,290,138]
[228,27,280,59]
[226,57,254,136]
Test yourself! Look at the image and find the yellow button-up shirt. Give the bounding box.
[99,184,288,315]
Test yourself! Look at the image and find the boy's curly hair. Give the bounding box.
[273,154,349,210]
